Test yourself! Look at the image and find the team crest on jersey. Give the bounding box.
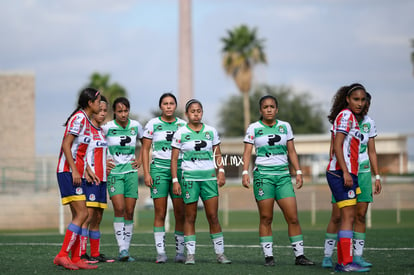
[177,123,185,127]
[130,128,136,135]
[153,188,158,194]
[205,132,211,140]
[347,190,355,199]
[278,126,285,134]
[362,124,369,133]
[89,194,96,201]
[258,188,264,197]
[75,187,83,195]
[185,191,190,199]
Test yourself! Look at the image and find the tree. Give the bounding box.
[219,84,325,136]
[79,72,128,119]
[221,25,266,131]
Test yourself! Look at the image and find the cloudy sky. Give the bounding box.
[1,0,413,156]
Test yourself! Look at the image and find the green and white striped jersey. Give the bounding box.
[143,117,186,168]
[358,115,377,173]
[244,120,294,175]
[171,123,220,181]
[101,119,143,174]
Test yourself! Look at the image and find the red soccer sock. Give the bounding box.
[338,237,352,265]
[70,235,81,262]
[80,235,88,256]
[90,238,100,257]
[57,229,78,257]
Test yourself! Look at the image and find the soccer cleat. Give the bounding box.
[81,253,99,264]
[127,255,136,262]
[335,262,370,272]
[156,253,168,264]
[322,256,333,268]
[90,254,115,263]
[53,255,79,270]
[216,254,232,264]
[118,249,130,262]
[295,255,315,265]
[353,256,372,267]
[264,256,275,266]
[185,254,195,265]
[73,259,98,269]
[175,253,186,263]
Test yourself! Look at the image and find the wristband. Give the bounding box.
[242,170,249,176]
[375,175,381,180]
[172,177,179,183]
[218,168,225,174]
[296,170,303,175]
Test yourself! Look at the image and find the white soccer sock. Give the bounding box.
[291,240,304,257]
[324,233,337,257]
[154,231,166,255]
[211,235,224,255]
[175,233,185,254]
[124,222,134,251]
[113,221,126,252]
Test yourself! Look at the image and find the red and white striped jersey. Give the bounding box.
[327,109,361,175]
[86,125,108,182]
[57,110,93,176]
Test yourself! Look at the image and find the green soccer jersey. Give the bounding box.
[101,119,143,174]
[171,123,220,181]
[142,117,186,169]
[244,120,294,175]
[358,115,377,173]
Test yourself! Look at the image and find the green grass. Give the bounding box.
[1,210,414,274]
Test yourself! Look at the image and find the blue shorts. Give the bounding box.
[57,172,86,205]
[326,170,361,208]
[82,181,108,209]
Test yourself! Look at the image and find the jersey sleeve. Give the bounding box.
[171,128,182,149]
[212,127,221,146]
[243,123,255,144]
[136,122,144,140]
[335,110,352,135]
[369,117,378,138]
[67,113,85,136]
[285,122,294,140]
[143,120,154,140]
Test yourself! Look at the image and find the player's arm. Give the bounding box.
[171,147,181,196]
[241,142,253,189]
[141,137,153,187]
[287,139,303,189]
[61,133,82,185]
[213,144,226,187]
[368,137,382,194]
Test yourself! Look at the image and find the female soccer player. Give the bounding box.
[171,99,231,265]
[325,83,370,272]
[142,93,187,263]
[79,95,115,263]
[54,87,101,270]
[102,97,143,262]
[241,95,314,267]
[322,92,382,269]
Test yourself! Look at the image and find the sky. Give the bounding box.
[1,0,414,156]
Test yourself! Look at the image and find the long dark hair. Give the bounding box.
[64,87,100,126]
[112,97,130,119]
[327,83,366,124]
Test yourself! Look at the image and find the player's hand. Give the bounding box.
[72,170,82,186]
[106,159,115,175]
[144,173,153,188]
[217,172,226,187]
[242,174,250,189]
[295,174,303,189]
[343,172,353,188]
[374,179,382,195]
[173,182,182,196]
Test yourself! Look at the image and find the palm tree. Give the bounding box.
[221,25,266,131]
[80,72,128,119]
